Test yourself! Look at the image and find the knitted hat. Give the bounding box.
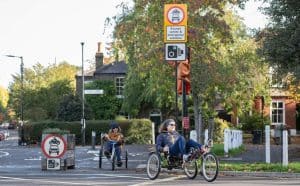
[110,121,119,129]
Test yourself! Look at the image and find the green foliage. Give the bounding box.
[210,143,245,157]
[85,80,122,120]
[56,94,93,121]
[42,128,70,134]
[210,118,233,143]
[8,62,78,121]
[125,119,152,144]
[259,0,300,83]
[239,111,270,131]
[220,162,300,173]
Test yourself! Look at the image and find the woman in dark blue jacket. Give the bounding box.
[156,118,205,161]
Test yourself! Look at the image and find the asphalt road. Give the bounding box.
[1,130,300,186]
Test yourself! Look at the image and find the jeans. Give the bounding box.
[105,141,121,161]
[169,136,202,157]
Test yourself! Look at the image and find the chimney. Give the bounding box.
[95,42,104,70]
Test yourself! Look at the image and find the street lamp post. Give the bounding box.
[4,55,24,145]
[81,42,86,146]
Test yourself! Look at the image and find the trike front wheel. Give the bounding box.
[201,152,219,182]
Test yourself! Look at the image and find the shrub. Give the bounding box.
[211,118,233,143]
[125,119,152,144]
[23,119,152,145]
[239,112,270,132]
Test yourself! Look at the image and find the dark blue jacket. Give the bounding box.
[156,131,181,152]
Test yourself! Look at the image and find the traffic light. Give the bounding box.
[177,58,191,95]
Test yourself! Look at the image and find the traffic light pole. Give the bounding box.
[175,61,179,123]
[182,79,189,140]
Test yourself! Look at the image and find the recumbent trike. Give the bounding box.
[146,139,219,182]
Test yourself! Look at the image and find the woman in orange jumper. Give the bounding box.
[103,122,124,167]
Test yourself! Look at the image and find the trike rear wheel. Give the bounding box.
[183,158,198,179]
[146,152,161,180]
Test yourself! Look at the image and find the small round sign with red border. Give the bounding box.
[41,134,67,158]
[167,6,185,24]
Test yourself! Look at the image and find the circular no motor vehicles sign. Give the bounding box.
[41,134,67,158]
[167,6,185,24]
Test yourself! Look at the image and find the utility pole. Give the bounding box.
[4,55,24,145]
[81,42,85,146]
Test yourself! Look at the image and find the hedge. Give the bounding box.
[23,119,152,145]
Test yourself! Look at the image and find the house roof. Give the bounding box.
[94,61,127,75]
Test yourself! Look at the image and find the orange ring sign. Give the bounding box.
[41,134,67,158]
[164,4,187,43]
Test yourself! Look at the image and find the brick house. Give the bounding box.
[254,88,299,136]
[75,42,127,99]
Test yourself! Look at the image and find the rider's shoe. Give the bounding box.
[117,161,123,167]
[104,151,111,159]
[183,154,190,162]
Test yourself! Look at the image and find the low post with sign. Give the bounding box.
[41,132,75,170]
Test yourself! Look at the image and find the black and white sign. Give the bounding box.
[47,158,60,170]
[165,43,186,61]
[166,26,186,41]
[41,134,67,158]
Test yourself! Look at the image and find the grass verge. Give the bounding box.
[220,162,300,173]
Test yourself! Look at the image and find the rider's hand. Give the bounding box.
[201,146,208,153]
[163,146,169,152]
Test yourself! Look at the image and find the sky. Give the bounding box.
[0,0,268,89]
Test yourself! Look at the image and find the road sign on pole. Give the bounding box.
[84,89,104,95]
[165,43,186,61]
[164,4,187,43]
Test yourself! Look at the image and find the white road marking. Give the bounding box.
[129,175,186,186]
[0,173,148,185]
[0,151,9,158]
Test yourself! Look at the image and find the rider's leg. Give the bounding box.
[115,146,122,161]
[169,135,186,157]
[104,141,113,158]
[186,139,202,152]
[115,146,123,167]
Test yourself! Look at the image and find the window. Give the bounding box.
[115,77,124,98]
[271,101,285,125]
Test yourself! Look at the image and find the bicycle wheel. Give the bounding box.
[183,158,198,179]
[146,152,161,180]
[201,153,219,182]
[99,148,103,168]
[112,153,116,171]
[125,149,128,169]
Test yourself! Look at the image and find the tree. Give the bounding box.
[259,0,300,99]
[8,62,78,121]
[85,80,122,120]
[111,0,269,143]
[0,86,9,121]
[57,94,92,121]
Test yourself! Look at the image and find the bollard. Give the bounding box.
[152,122,155,144]
[282,130,288,166]
[224,129,229,157]
[265,125,270,163]
[92,131,96,150]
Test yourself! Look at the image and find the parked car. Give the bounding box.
[1,122,9,129]
[8,123,16,129]
[0,130,9,141]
